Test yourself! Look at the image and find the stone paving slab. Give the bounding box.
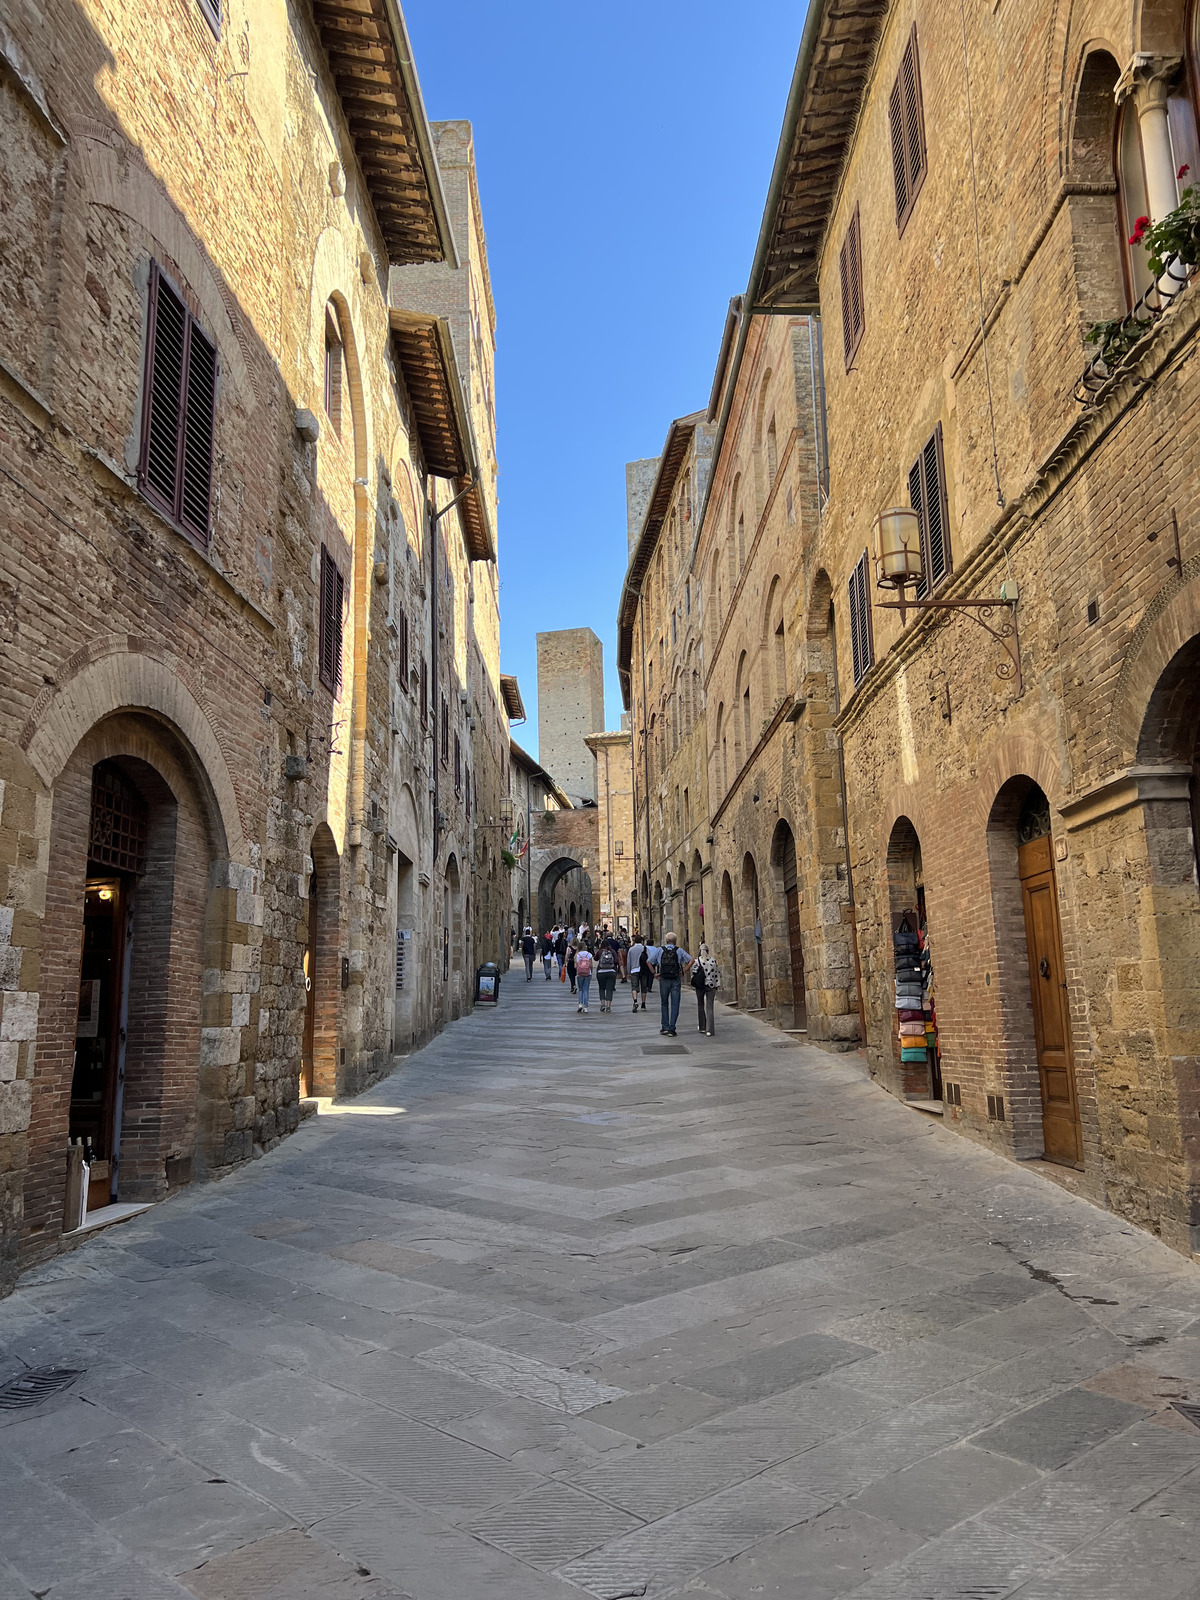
[2,967,1200,1597]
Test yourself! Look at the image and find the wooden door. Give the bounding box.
[1019,835,1082,1164]
[301,878,317,1098]
[786,887,808,1030]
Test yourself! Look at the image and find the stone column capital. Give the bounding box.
[1115,52,1183,113]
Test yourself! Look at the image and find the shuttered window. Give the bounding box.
[838,206,864,370]
[909,423,951,597]
[139,263,217,546]
[196,0,220,36]
[889,27,927,234]
[454,734,462,795]
[420,656,428,728]
[440,695,449,766]
[397,605,410,690]
[318,546,345,695]
[848,550,874,686]
[324,306,343,439]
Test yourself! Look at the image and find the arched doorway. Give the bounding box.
[721,870,738,1005]
[1016,786,1081,1164]
[538,855,586,932]
[886,817,939,1100]
[444,854,463,1020]
[304,823,341,1097]
[742,853,766,1009]
[771,820,807,1030]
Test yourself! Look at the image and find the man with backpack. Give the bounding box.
[650,933,692,1037]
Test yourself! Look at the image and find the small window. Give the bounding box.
[767,416,778,486]
[397,605,410,690]
[889,26,927,233]
[909,422,951,596]
[324,305,343,438]
[318,546,345,695]
[139,263,217,546]
[454,734,462,795]
[848,550,874,686]
[839,205,864,369]
[440,695,449,766]
[420,656,428,728]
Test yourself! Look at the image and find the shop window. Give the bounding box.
[889,26,927,234]
[839,204,864,369]
[848,550,873,685]
[318,546,345,695]
[139,263,217,546]
[910,423,951,597]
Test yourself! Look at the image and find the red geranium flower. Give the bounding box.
[1179,164,1191,179]
[1129,215,1151,245]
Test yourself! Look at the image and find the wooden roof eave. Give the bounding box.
[389,310,495,564]
[310,0,458,269]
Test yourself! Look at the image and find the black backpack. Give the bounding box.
[658,945,680,980]
[597,945,616,972]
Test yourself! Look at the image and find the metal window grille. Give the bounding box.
[89,767,147,874]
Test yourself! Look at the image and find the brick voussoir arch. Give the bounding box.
[968,734,1071,828]
[21,645,247,861]
[1112,566,1200,767]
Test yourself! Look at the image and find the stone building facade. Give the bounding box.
[585,730,636,931]
[619,414,716,952]
[505,740,589,936]
[679,0,1200,1255]
[0,0,506,1293]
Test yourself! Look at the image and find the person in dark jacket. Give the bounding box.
[521,926,536,981]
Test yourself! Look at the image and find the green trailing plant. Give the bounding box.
[501,848,518,871]
[1084,166,1198,366]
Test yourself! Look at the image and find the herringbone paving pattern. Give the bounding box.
[2,967,1200,1598]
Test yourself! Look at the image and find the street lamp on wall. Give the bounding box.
[872,504,1023,695]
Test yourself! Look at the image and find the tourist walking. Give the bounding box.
[542,932,554,980]
[595,937,618,1011]
[692,942,720,1035]
[650,933,692,1037]
[627,934,646,1010]
[574,943,593,1012]
[520,926,536,981]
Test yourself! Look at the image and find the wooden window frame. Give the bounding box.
[397,605,410,691]
[454,733,462,796]
[138,261,218,548]
[440,695,449,767]
[839,205,865,370]
[848,550,874,686]
[889,26,928,236]
[419,656,428,729]
[318,545,345,696]
[910,423,952,598]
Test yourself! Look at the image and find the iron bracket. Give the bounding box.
[873,597,1023,697]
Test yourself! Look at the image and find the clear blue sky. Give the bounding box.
[405,1,805,757]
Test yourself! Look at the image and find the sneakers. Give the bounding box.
[707,1030,715,1037]
[577,1003,583,1013]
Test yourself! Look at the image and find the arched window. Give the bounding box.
[1115,64,1198,306]
[767,416,778,487]
[324,303,343,438]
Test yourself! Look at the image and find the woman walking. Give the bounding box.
[574,943,594,1012]
[693,942,720,1036]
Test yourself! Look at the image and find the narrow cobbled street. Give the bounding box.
[3,975,1200,1600]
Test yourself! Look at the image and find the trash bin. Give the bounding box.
[475,962,500,1004]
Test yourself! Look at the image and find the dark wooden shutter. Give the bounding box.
[140,264,217,545]
[196,0,221,37]
[911,423,951,598]
[420,656,428,728]
[441,696,449,765]
[890,28,927,232]
[848,551,874,686]
[318,546,344,694]
[397,605,409,689]
[839,206,864,369]
[454,734,462,795]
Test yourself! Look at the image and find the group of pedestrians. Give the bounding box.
[626,932,721,1037]
[517,921,721,1036]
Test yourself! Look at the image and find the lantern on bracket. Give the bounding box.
[874,506,923,589]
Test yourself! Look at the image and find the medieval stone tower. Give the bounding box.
[537,628,605,804]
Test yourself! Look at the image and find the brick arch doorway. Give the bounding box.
[303,823,341,1098]
[771,819,807,1031]
[28,714,230,1262]
[886,816,940,1102]
[537,855,583,934]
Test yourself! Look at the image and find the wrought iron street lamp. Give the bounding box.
[872,507,1023,695]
